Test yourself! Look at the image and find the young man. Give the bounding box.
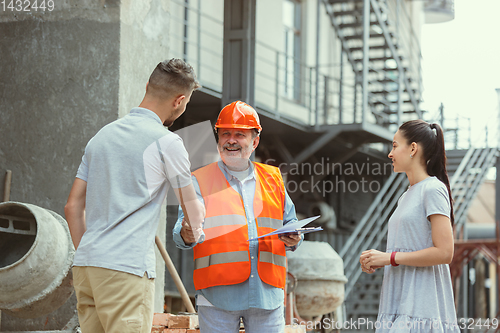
[65,59,205,333]
[173,101,302,333]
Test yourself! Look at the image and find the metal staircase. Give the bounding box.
[322,0,423,126]
[447,148,499,234]
[339,172,407,326]
[339,147,498,327]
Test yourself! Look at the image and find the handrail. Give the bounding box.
[454,148,498,232]
[170,0,224,25]
[343,173,408,297]
[342,173,406,268]
[339,172,397,257]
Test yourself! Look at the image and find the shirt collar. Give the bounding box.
[129,107,163,125]
[217,160,256,182]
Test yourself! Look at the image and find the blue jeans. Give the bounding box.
[198,304,285,333]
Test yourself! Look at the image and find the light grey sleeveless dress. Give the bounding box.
[376,177,460,332]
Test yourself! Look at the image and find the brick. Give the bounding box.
[153,313,172,327]
[186,330,200,333]
[285,324,306,333]
[151,326,165,333]
[167,314,199,329]
[164,329,187,333]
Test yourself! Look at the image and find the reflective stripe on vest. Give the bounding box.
[203,215,247,241]
[204,214,247,229]
[256,217,283,230]
[260,251,286,268]
[195,251,249,270]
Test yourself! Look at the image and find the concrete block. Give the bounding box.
[153,313,172,326]
[167,314,199,329]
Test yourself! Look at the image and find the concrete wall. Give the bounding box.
[0,0,180,328]
[0,2,119,330]
[0,1,120,216]
[119,0,172,118]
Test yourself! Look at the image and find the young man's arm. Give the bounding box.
[172,181,205,243]
[64,178,87,250]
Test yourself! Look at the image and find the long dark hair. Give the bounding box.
[399,119,454,225]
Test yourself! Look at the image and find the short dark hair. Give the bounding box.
[147,59,201,98]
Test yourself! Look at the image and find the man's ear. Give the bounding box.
[252,135,260,151]
[173,94,186,107]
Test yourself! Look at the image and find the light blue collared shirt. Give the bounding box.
[173,160,302,311]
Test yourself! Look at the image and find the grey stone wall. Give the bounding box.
[0,2,120,216]
[0,2,120,331]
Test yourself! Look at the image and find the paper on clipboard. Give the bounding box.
[247,215,321,241]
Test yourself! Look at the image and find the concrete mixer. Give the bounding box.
[0,202,76,331]
[287,240,348,319]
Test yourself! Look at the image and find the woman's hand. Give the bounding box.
[359,249,390,273]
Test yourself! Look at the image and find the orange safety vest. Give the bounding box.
[192,162,287,290]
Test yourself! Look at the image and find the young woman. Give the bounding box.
[360,120,459,332]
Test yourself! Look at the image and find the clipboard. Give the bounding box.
[247,215,322,241]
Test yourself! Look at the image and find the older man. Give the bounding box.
[173,101,302,333]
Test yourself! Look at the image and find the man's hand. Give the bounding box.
[278,233,301,247]
[174,184,205,243]
[180,219,196,244]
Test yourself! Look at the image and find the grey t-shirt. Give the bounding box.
[377,176,459,332]
[73,107,192,278]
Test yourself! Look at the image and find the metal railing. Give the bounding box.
[255,40,362,126]
[168,0,224,92]
[168,0,423,129]
[339,172,408,298]
[386,0,424,96]
[320,0,425,130]
[450,147,499,234]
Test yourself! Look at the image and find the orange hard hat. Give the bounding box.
[215,101,262,133]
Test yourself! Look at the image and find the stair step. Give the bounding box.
[355,56,394,63]
[369,67,408,74]
[331,7,378,16]
[350,44,399,52]
[332,9,362,17]
[446,149,469,158]
[328,0,362,3]
[370,78,412,84]
[345,32,393,40]
[379,109,420,115]
[370,89,416,95]
[339,20,385,29]
[348,285,384,293]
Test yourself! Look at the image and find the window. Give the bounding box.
[283,0,301,101]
